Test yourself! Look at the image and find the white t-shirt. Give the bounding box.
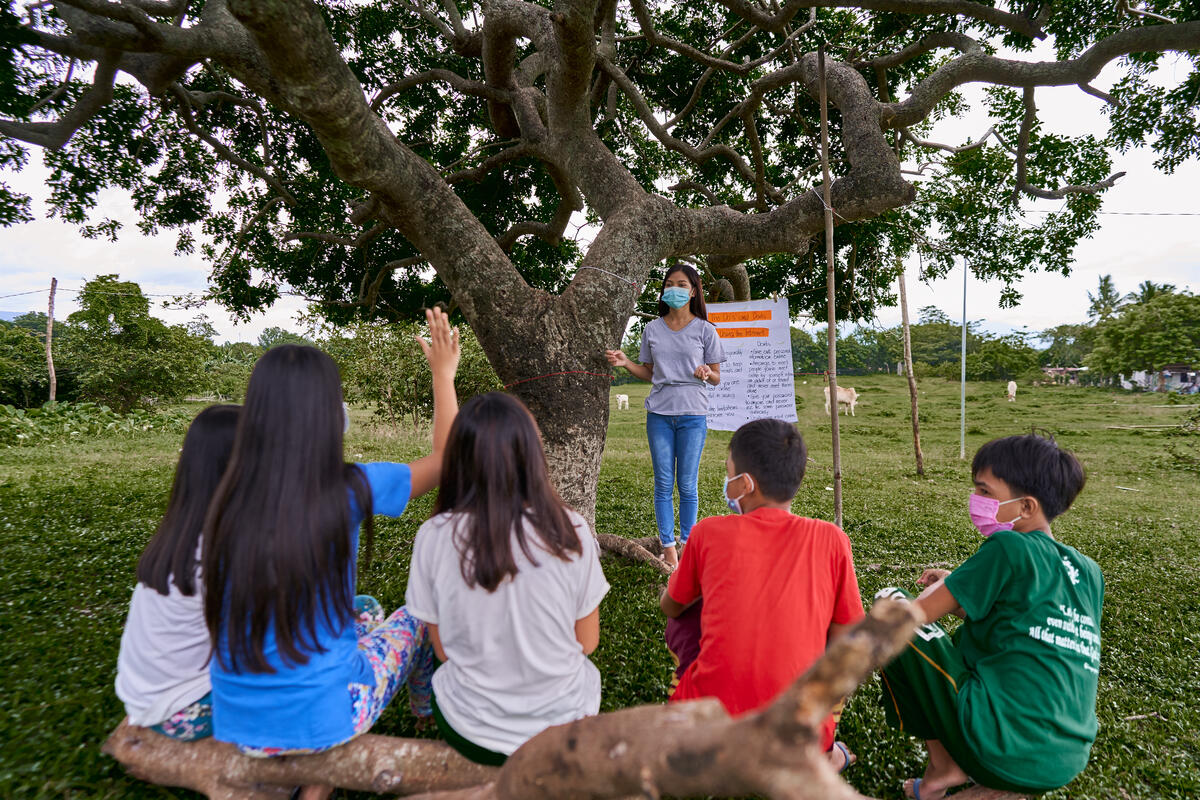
[115,566,211,727]
[405,509,610,754]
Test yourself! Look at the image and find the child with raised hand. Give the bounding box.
[115,404,239,741]
[202,308,459,769]
[877,432,1102,800]
[405,392,610,765]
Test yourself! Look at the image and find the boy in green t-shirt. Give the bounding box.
[877,433,1103,800]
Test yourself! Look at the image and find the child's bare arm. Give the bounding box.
[914,578,965,623]
[659,586,698,619]
[408,307,461,499]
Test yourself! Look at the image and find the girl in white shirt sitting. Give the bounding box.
[115,404,239,739]
[405,392,610,764]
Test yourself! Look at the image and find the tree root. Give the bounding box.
[100,601,1021,800]
[596,532,672,577]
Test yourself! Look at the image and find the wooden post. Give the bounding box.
[897,264,924,476]
[817,45,842,529]
[46,277,57,403]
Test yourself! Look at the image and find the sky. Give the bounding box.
[1,47,1197,344]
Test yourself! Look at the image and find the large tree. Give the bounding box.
[3,0,1200,517]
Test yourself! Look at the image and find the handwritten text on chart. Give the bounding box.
[705,298,797,432]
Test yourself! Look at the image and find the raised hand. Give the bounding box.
[416,307,461,380]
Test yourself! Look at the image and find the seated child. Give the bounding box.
[877,432,1102,800]
[405,392,610,765]
[660,418,865,770]
[203,308,458,798]
[115,404,239,740]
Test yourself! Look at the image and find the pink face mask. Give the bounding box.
[968,493,1025,537]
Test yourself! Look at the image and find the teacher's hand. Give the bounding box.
[605,349,631,369]
[694,364,714,383]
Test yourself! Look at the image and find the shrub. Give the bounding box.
[0,402,193,447]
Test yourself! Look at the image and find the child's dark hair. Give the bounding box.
[203,345,374,673]
[657,262,709,321]
[435,392,582,592]
[728,418,807,502]
[972,432,1086,521]
[136,404,240,597]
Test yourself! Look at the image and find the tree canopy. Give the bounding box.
[3,0,1199,325]
[4,0,1200,514]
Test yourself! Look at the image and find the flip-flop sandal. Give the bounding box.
[833,741,855,773]
[906,778,924,800]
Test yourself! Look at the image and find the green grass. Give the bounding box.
[2,380,1198,798]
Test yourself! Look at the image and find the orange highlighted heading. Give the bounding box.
[709,310,772,323]
[717,327,769,339]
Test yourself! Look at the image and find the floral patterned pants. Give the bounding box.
[232,595,435,757]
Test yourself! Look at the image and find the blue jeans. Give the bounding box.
[646,412,708,547]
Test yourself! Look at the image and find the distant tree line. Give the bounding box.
[0,275,499,421]
[783,276,1198,385]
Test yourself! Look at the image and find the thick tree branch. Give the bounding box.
[221,0,537,339]
[371,70,512,111]
[861,30,980,70]
[1011,87,1125,200]
[169,84,296,204]
[597,56,771,198]
[901,125,997,154]
[630,0,815,77]
[884,21,1200,128]
[0,54,117,149]
[712,0,1043,38]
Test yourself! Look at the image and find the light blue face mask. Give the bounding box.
[724,472,752,514]
[662,287,691,309]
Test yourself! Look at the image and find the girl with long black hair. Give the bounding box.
[405,392,610,765]
[203,308,458,765]
[115,404,239,741]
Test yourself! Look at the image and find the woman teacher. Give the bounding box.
[606,264,725,569]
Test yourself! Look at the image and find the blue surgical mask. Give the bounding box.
[662,287,691,309]
[724,472,752,514]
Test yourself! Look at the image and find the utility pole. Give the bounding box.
[818,45,843,528]
[960,259,967,460]
[46,277,57,403]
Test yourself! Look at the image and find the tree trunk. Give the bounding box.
[896,266,924,477]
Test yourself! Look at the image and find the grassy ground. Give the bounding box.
[1,377,1197,798]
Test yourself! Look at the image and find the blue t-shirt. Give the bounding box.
[210,462,412,750]
[639,317,726,416]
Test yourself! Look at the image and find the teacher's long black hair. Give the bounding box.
[202,345,374,673]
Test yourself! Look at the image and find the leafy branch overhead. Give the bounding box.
[2,0,1198,326]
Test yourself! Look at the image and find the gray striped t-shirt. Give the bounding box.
[638,317,726,416]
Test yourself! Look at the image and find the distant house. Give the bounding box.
[1041,366,1088,385]
[1121,364,1199,392]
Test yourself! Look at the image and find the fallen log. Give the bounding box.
[102,601,1029,799]
[102,726,497,799]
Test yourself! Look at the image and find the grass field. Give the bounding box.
[1,375,1198,798]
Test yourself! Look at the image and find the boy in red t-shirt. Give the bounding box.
[660,418,865,771]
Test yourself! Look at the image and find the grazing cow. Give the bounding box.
[1007,380,1017,402]
[616,394,629,410]
[824,386,858,416]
